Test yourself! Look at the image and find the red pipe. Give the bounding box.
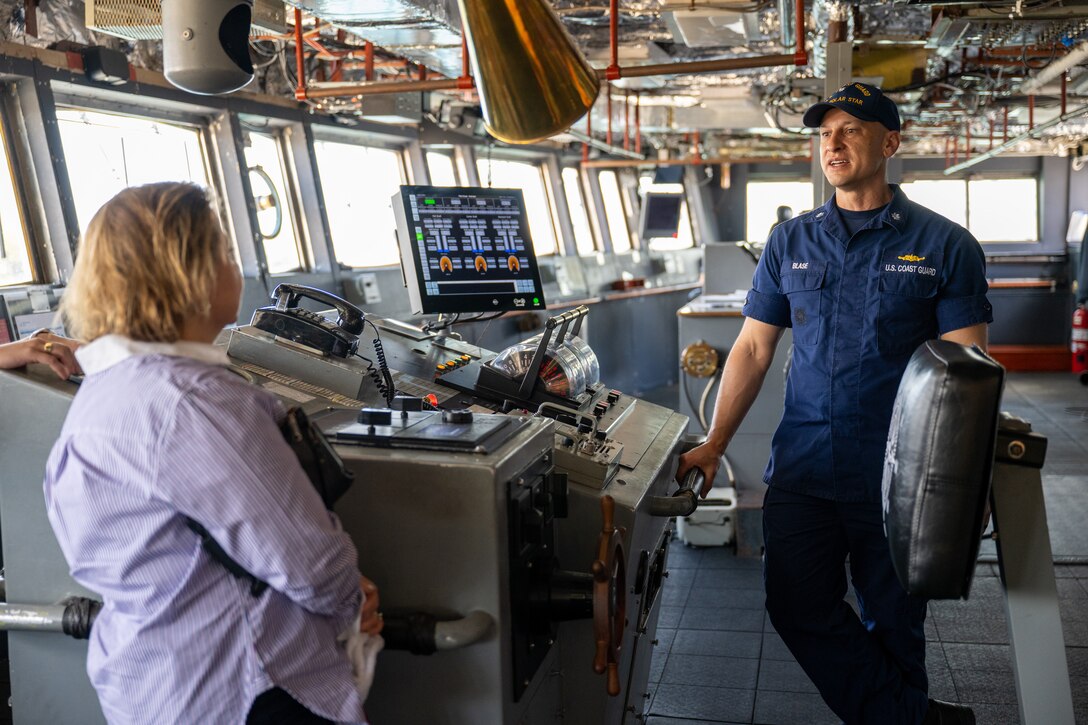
[989,118,994,150]
[635,93,641,155]
[364,41,374,81]
[606,0,620,80]
[623,91,630,151]
[944,137,950,168]
[953,136,958,165]
[583,113,591,163]
[1029,94,1035,130]
[1003,106,1009,143]
[607,83,613,147]
[457,34,474,90]
[794,0,807,66]
[293,7,307,100]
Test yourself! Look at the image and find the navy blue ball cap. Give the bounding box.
[803,82,901,132]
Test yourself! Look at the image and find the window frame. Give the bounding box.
[561,165,600,255]
[474,152,562,257]
[310,131,412,269]
[0,87,44,287]
[243,126,308,275]
[901,172,1040,244]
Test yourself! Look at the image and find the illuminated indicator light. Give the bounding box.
[533,298,540,305]
[437,364,447,371]
[460,355,470,361]
[424,199,436,205]
[415,233,423,240]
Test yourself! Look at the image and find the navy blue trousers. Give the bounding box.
[763,486,930,725]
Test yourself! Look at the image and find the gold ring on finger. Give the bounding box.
[43,342,54,353]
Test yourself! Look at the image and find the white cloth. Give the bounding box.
[338,614,384,704]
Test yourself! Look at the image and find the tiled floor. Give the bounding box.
[643,372,1088,724]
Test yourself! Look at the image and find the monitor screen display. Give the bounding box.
[393,186,547,315]
[639,192,684,239]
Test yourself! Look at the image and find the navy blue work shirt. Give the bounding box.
[742,184,993,502]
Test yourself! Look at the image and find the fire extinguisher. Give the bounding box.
[1074,303,1088,381]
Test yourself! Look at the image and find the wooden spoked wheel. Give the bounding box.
[591,495,626,696]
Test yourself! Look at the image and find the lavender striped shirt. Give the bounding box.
[44,335,366,724]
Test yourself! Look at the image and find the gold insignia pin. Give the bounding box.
[898,254,925,262]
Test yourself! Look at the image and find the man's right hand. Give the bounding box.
[676,442,723,498]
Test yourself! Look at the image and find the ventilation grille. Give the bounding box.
[86,0,163,41]
[86,0,288,41]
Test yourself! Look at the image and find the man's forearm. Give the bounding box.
[705,338,779,454]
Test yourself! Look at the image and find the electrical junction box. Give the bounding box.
[676,486,736,547]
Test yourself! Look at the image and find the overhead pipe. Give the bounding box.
[581,154,811,168]
[944,103,1088,175]
[1019,40,1088,96]
[568,128,643,160]
[292,0,806,123]
[624,91,630,151]
[606,83,613,147]
[293,7,306,101]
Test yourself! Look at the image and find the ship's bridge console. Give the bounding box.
[0,185,699,725]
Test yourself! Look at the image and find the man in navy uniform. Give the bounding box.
[678,83,991,724]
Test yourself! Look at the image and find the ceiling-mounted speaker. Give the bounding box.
[456,0,600,144]
[162,0,254,95]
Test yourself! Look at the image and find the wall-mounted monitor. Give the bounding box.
[392,185,547,315]
[639,192,684,240]
[1067,210,1088,244]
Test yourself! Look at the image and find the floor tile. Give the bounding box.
[660,653,759,690]
[685,587,765,611]
[756,659,818,694]
[760,632,794,662]
[672,630,763,659]
[942,643,1012,673]
[679,606,765,633]
[950,668,1017,704]
[694,568,765,591]
[649,684,755,722]
[646,717,744,725]
[752,690,839,725]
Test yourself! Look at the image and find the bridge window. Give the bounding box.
[900,180,967,227]
[313,140,406,268]
[966,178,1037,242]
[598,170,632,253]
[55,108,211,236]
[476,157,558,256]
[244,132,302,274]
[0,122,32,287]
[426,151,458,186]
[901,177,1037,242]
[562,167,597,255]
[745,180,814,242]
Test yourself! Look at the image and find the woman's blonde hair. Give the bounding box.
[61,182,229,343]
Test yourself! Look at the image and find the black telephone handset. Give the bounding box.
[251,283,364,358]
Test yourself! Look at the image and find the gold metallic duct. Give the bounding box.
[456,0,600,144]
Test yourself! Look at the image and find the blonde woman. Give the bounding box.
[44,182,380,724]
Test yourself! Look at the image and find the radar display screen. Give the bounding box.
[393,186,547,315]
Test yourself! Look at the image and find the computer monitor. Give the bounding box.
[639,192,684,240]
[393,185,547,315]
[1066,210,1088,244]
